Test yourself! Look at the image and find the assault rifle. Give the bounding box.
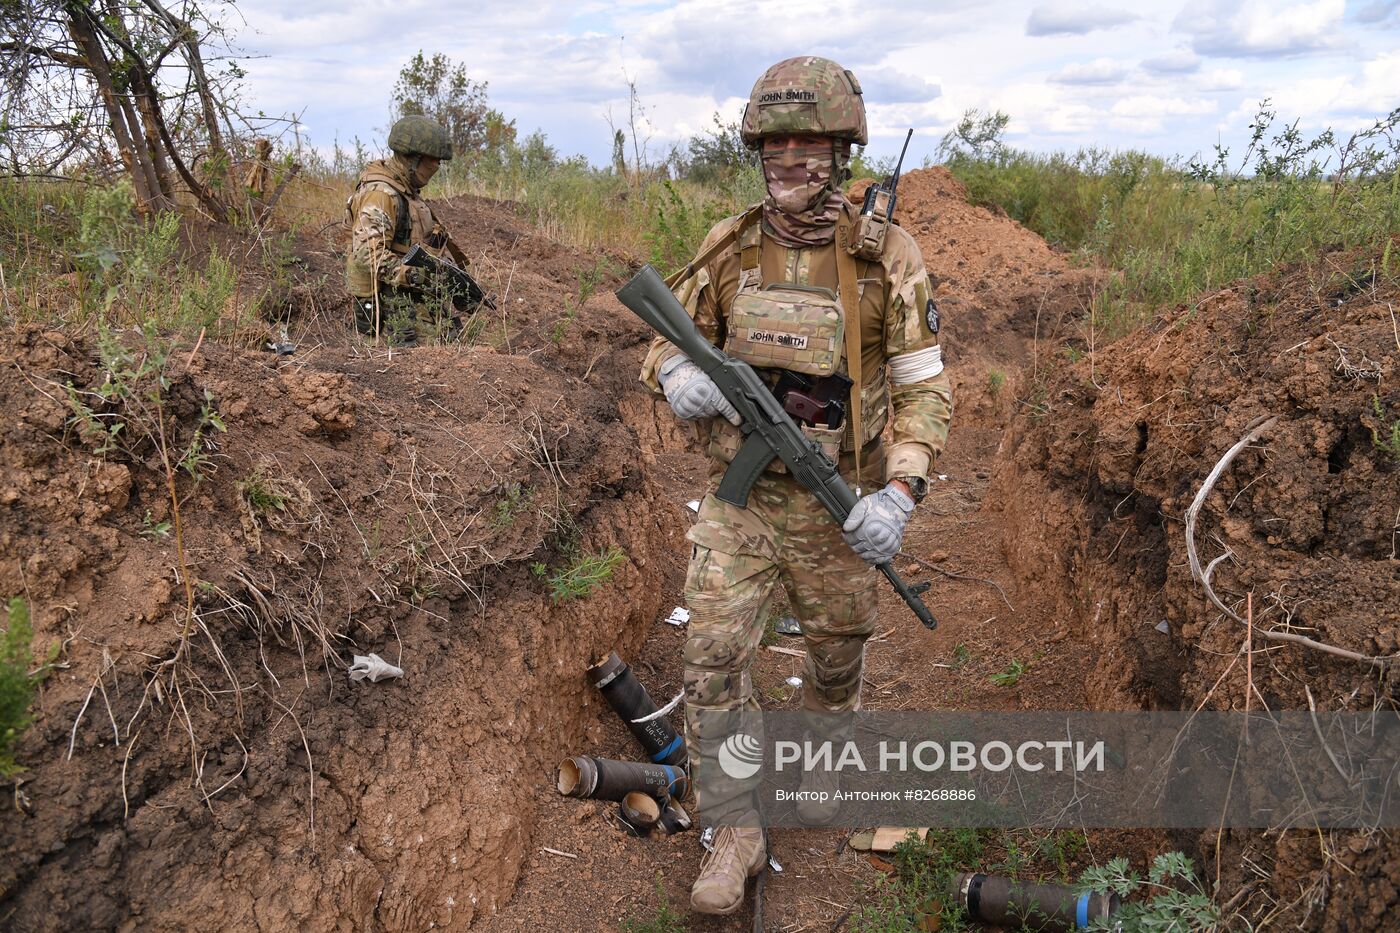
[616,265,938,630]
[403,244,496,312]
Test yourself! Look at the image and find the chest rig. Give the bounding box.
[345,168,451,297]
[670,204,890,485]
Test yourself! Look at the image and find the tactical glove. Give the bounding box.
[657,354,741,426]
[841,484,915,564]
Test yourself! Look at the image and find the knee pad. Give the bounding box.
[803,634,867,711]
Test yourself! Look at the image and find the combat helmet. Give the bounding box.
[388,114,453,161]
[740,57,868,149]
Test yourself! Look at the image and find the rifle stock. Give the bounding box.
[616,264,938,630]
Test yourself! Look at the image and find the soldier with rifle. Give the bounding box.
[345,114,491,346]
[633,56,953,916]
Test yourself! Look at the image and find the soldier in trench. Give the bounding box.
[639,57,954,915]
[344,114,471,346]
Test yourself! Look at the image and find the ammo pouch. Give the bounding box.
[718,281,849,465]
[727,283,844,377]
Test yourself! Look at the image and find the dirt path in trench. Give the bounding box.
[473,169,1172,931]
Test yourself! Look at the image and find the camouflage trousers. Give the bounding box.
[684,465,878,823]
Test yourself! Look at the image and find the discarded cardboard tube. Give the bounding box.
[658,796,692,834]
[951,873,1120,931]
[618,792,661,836]
[557,756,688,802]
[587,651,687,767]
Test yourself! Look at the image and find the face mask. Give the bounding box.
[762,144,836,214]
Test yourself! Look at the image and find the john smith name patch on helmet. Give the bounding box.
[925,299,940,334]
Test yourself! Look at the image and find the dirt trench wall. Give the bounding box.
[990,256,1400,927]
[0,200,688,931]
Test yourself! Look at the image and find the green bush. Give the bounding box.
[0,176,255,336]
[1079,851,1221,931]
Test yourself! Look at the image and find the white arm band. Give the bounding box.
[888,344,944,384]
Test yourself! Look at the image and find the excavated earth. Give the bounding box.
[0,197,685,931]
[2,168,1397,932]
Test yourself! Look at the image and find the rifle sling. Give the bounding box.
[664,205,763,290]
[834,209,863,490]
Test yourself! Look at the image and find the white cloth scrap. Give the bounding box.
[349,653,404,683]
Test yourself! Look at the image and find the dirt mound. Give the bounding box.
[991,253,1400,927]
[0,198,687,931]
[851,167,1098,370]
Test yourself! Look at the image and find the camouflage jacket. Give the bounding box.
[344,155,449,298]
[640,200,953,484]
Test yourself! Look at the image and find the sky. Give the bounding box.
[226,0,1400,168]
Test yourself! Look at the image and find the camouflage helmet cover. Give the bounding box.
[740,57,868,149]
[388,115,453,161]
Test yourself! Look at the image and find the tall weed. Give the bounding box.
[0,177,256,337]
[944,104,1400,338]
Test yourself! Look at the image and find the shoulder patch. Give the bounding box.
[925,298,940,334]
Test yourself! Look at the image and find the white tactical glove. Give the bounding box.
[657,354,741,426]
[349,653,404,683]
[841,484,915,564]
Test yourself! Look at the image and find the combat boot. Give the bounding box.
[690,814,766,915]
[795,761,841,825]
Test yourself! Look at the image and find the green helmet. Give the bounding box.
[740,57,868,150]
[388,115,453,161]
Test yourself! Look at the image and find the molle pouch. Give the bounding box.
[802,420,844,463]
[427,223,448,249]
[851,188,892,260]
[727,283,844,377]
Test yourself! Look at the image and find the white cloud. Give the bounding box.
[1141,49,1200,74]
[1351,0,1399,25]
[1110,95,1216,118]
[1026,2,1139,36]
[1220,51,1400,137]
[1049,58,1131,84]
[210,0,1394,167]
[857,67,943,104]
[1197,68,1245,91]
[1174,0,1346,58]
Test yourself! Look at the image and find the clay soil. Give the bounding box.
[2,168,1397,932]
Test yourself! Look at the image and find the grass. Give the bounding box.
[238,471,289,516]
[620,876,685,933]
[943,103,1400,339]
[851,829,1219,932]
[491,482,532,528]
[537,545,627,604]
[1,598,40,779]
[986,370,1006,397]
[1370,394,1400,462]
[950,643,972,669]
[0,177,260,339]
[852,828,1072,932]
[989,658,1027,687]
